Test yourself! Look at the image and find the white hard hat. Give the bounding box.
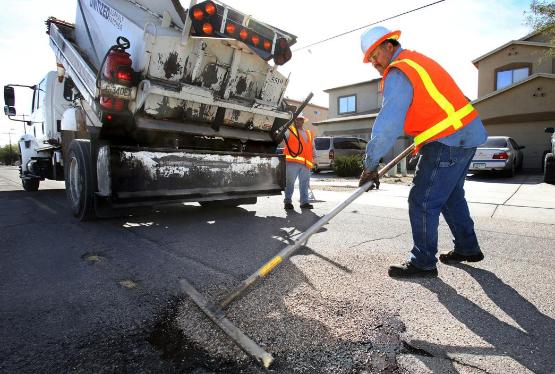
[295,112,308,123]
[360,26,401,63]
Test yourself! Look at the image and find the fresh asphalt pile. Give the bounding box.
[175,261,406,373]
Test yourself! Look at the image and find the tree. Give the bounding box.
[0,144,20,165]
[525,1,555,56]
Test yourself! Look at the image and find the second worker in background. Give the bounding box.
[283,114,315,211]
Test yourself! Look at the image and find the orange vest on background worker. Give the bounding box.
[284,125,314,168]
[382,49,479,153]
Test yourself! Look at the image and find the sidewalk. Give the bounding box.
[309,172,555,225]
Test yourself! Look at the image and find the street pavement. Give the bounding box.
[1,166,554,373]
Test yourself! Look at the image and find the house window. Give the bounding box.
[338,95,356,114]
[496,66,530,90]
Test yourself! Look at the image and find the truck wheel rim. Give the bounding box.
[69,156,81,203]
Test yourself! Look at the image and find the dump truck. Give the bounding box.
[3,0,301,220]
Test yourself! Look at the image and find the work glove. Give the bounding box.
[358,170,380,191]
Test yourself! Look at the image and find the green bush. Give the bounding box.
[333,154,364,177]
[0,144,19,166]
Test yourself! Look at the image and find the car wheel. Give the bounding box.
[541,150,549,170]
[504,163,516,178]
[544,153,555,184]
[65,140,96,221]
[22,178,40,192]
[517,157,523,171]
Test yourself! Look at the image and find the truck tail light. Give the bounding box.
[103,49,134,86]
[204,2,216,15]
[225,22,236,34]
[192,8,204,21]
[329,149,335,160]
[98,37,134,114]
[493,152,509,159]
[263,40,271,51]
[188,1,297,65]
[239,28,248,40]
[202,23,214,35]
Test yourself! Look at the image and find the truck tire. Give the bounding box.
[544,153,555,184]
[22,178,40,192]
[199,197,257,208]
[65,140,96,220]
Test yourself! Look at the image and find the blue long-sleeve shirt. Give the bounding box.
[364,48,488,171]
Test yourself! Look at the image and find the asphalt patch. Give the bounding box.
[147,298,257,373]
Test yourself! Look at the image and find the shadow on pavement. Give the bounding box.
[399,265,555,373]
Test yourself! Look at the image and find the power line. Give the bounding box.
[293,0,446,52]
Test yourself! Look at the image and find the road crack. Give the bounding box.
[349,232,407,249]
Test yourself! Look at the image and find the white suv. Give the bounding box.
[313,136,367,173]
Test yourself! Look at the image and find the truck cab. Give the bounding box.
[4,71,72,191]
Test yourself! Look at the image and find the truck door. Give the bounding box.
[30,77,47,140]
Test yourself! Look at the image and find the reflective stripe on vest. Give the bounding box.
[285,155,314,168]
[284,127,314,168]
[388,57,476,147]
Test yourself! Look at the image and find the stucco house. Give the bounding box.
[472,30,554,169]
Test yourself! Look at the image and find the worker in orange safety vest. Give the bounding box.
[358,26,488,277]
[283,113,315,211]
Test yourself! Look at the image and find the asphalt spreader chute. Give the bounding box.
[180,141,416,368]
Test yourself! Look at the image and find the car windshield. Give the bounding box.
[314,138,331,150]
[480,138,507,148]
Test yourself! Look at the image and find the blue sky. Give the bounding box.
[0,0,533,145]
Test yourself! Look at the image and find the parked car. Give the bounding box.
[469,136,525,177]
[313,136,368,173]
[543,127,555,184]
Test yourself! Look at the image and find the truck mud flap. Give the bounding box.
[106,147,285,203]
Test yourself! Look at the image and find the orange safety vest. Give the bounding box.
[284,126,314,168]
[382,50,478,153]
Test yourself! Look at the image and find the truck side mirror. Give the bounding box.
[545,127,554,134]
[4,85,15,107]
[4,105,16,116]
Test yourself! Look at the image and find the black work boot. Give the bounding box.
[439,250,484,264]
[388,262,438,278]
[284,203,294,210]
[300,203,314,209]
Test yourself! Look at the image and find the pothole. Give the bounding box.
[81,252,105,263]
[118,279,138,289]
[147,298,253,373]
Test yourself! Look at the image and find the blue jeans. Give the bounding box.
[408,142,481,270]
[284,162,310,205]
